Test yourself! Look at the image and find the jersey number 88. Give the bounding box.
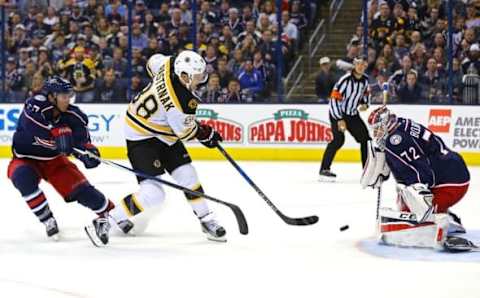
[131,82,158,119]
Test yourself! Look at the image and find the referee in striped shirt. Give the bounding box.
[319,55,371,180]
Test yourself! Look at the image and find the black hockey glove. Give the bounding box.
[74,143,101,169]
[196,123,223,149]
[51,126,73,155]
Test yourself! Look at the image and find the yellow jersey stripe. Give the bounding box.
[164,59,183,113]
[127,108,176,134]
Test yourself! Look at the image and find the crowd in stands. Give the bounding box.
[1,0,320,103]
[316,0,480,104]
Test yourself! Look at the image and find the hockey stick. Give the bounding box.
[73,148,249,235]
[376,184,382,221]
[216,144,319,226]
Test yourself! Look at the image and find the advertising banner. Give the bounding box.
[0,104,478,163]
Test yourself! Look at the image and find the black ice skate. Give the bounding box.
[43,217,59,241]
[199,213,226,242]
[117,219,134,234]
[85,217,111,247]
[443,236,478,252]
[319,169,337,182]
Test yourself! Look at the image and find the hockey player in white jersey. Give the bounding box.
[109,51,226,241]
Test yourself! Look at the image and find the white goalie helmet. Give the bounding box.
[174,50,208,87]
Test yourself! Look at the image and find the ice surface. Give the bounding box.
[0,159,479,298]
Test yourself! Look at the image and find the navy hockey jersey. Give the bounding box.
[12,94,91,160]
[384,118,470,187]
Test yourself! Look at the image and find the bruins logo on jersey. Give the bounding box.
[188,99,198,110]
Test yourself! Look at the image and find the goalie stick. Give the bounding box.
[74,148,249,235]
[216,144,319,226]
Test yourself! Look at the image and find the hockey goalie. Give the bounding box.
[361,106,475,252]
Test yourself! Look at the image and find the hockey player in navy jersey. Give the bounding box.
[361,106,474,252]
[7,76,132,246]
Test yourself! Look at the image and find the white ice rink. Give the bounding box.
[0,159,479,298]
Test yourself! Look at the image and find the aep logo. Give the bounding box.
[428,109,451,133]
[0,108,21,131]
[87,114,116,132]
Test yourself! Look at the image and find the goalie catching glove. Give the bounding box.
[195,122,223,148]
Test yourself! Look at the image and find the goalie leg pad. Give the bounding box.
[398,183,434,223]
[379,208,449,250]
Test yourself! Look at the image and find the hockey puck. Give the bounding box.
[339,225,349,232]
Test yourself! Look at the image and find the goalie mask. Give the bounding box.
[368,106,398,150]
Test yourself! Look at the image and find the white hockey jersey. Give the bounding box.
[124,54,200,145]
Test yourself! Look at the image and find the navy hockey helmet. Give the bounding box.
[43,76,73,95]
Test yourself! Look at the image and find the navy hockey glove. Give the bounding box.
[51,126,73,155]
[75,143,101,169]
[196,123,223,148]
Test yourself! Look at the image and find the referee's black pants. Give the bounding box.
[320,114,371,172]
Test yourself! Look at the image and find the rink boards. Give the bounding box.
[0,104,479,165]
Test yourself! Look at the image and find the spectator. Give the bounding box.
[95,68,126,102]
[226,8,244,36]
[5,57,25,102]
[462,43,480,74]
[156,3,171,25]
[143,13,159,37]
[166,8,184,33]
[131,47,148,78]
[126,72,145,102]
[462,59,480,104]
[238,20,262,44]
[131,22,148,50]
[336,40,360,71]
[28,72,45,97]
[198,73,223,103]
[420,6,440,40]
[281,11,299,49]
[228,49,245,76]
[392,3,406,36]
[204,45,219,74]
[465,3,480,29]
[289,1,308,32]
[370,2,394,50]
[390,55,416,90]
[405,5,421,38]
[237,59,264,101]
[37,47,54,78]
[8,24,30,55]
[420,57,447,103]
[199,1,217,25]
[257,13,271,33]
[237,33,257,58]
[398,70,423,103]
[105,0,127,19]
[451,58,464,103]
[61,46,96,102]
[253,50,275,97]
[393,34,409,62]
[217,57,235,89]
[315,57,336,103]
[142,38,160,59]
[179,0,193,25]
[220,79,248,103]
[17,48,31,74]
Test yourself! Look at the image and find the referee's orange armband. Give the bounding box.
[330,90,343,101]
